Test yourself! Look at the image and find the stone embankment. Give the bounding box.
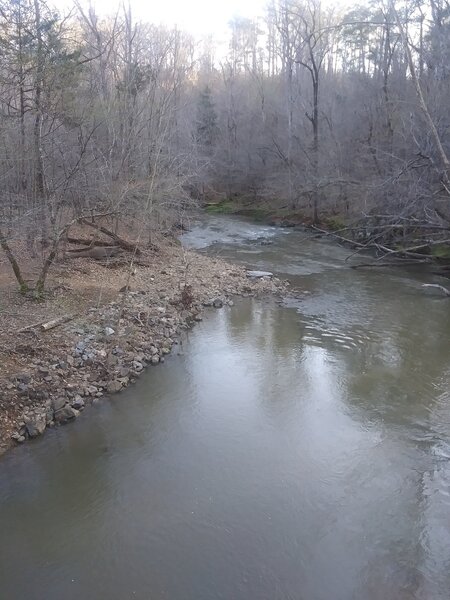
[0,243,286,455]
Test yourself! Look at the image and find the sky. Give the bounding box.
[91,0,267,35]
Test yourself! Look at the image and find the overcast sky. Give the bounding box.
[90,0,267,35]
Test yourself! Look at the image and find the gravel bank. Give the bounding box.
[0,241,287,456]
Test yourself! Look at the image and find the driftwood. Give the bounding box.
[311,225,435,262]
[79,219,141,255]
[18,314,77,333]
[65,246,121,260]
[422,284,450,297]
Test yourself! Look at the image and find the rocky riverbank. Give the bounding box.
[0,240,287,456]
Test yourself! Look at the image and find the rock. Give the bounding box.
[16,373,31,384]
[212,298,223,308]
[11,433,26,443]
[132,361,144,372]
[118,366,130,378]
[75,341,87,354]
[106,353,118,367]
[52,397,67,412]
[25,417,46,438]
[71,395,85,410]
[246,270,273,278]
[16,383,29,396]
[106,380,123,394]
[54,406,79,424]
[151,356,160,365]
[104,327,115,336]
[45,408,54,425]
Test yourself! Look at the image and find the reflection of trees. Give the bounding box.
[223,298,307,421]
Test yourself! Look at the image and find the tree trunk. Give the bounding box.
[0,228,29,293]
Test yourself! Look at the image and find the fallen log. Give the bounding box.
[65,246,121,259]
[67,237,113,247]
[351,260,429,269]
[18,313,77,333]
[79,219,141,255]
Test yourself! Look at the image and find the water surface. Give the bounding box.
[1,216,449,600]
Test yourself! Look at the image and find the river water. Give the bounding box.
[1,216,450,600]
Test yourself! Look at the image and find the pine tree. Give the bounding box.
[196,85,218,149]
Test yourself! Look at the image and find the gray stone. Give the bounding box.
[75,341,87,354]
[212,298,223,308]
[246,270,273,278]
[104,327,115,336]
[52,397,67,412]
[71,395,85,410]
[106,380,123,394]
[151,356,160,365]
[54,406,79,424]
[106,353,118,367]
[25,417,46,438]
[45,408,54,425]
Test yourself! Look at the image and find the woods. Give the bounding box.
[0,0,450,295]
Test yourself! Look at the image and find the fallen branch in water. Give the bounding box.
[310,225,438,262]
[350,260,429,269]
[422,284,450,297]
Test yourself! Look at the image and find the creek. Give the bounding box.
[1,215,449,600]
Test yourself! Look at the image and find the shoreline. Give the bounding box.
[0,239,287,457]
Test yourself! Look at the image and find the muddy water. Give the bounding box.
[1,216,450,600]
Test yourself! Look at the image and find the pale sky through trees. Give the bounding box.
[92,0,267,34]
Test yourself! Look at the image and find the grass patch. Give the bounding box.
[323,215,347,231]
[431,244,450,259]
[204,200,235,214]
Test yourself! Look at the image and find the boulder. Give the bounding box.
[52,397,67,412]
[71,395,85,410]
[106,380,123,394]
[25,417,46,438]
[54,406,79,424]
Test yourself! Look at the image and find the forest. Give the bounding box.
[0,0,450,294]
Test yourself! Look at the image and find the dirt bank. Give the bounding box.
[0,238,287,456]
